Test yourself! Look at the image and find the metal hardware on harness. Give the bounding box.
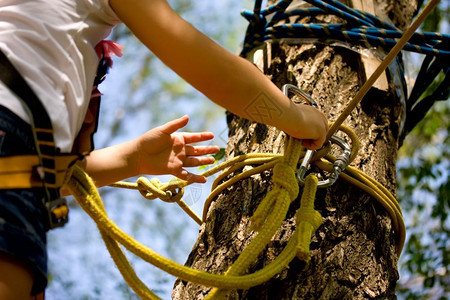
[297,135,352,188]
[46,197,69,229]
[282,84,319,108]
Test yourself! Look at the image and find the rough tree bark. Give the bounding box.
[173,0,418,299]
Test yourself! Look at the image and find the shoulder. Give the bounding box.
[80,0,122,25]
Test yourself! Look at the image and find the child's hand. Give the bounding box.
[135,115,220,183]
[299,105,328,150]
[283,105,329,150]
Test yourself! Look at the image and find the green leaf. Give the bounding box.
[198,148,225,170]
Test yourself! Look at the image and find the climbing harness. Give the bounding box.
[0,50,74,228]
[0,40,121,229]
[58,0,446,298]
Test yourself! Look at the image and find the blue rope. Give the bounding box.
[240,0,449,137]
[250,24,448,56]
[305,0,374,27]
[240,0,449,57]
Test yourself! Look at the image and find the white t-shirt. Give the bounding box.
[0,0,121,152]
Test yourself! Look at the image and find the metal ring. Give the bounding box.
[282,84,318,108]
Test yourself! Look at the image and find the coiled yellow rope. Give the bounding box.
[65,124,404,299]
[65,137,312,299]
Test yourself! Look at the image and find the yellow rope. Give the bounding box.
[206,137,302,298]
[67,165,159,299]
[315,156,405,254]
[67,160,308,299]
[66,125,405,299]
[296,174,321,262]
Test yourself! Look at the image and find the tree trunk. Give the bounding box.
[173,0,417,299]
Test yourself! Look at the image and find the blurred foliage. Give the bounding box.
[396,2,449,298]
[397,101,450,299]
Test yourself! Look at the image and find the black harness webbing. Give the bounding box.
[0,49,70,228]
[0,50,56,183]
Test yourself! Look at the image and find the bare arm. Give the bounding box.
[73,0,328,190]
[78,115,219,188]
[109,0,328,148]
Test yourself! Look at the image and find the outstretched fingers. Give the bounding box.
[184,156,216,168]
[182,132,215,144]
[160,115,190,135]
[184,145,219,169]
[160,115,216,144]
[178,169,207,183]
[180,145,219,183]
[185,145,220,156]
[157,115,221,183]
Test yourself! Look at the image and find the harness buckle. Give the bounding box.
[45,197,69,229]
[297,135,351,188]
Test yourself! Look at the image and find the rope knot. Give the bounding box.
[136,177,184,203]
[272,162,299,200]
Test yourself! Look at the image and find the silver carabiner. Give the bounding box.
[282,84,318,108]
[282,84,351,187]
[297,148,315,183]
[281,83,319,184]
[297,135,351,188]
[282,83,318,180]
[282,83,318,181]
